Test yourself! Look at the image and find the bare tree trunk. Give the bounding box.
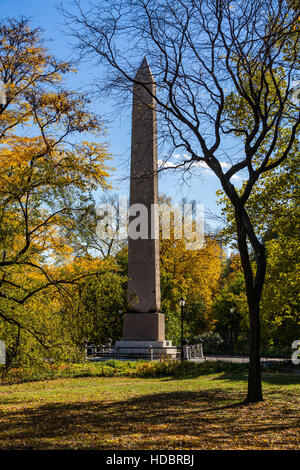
[247,298,263,402]
[235,208,266,403]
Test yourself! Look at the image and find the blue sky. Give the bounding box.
[1,0,243,230]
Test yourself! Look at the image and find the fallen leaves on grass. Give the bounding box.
[0,375,299,450]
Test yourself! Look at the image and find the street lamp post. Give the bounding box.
[229,306,235,355]
[179,297,185,361]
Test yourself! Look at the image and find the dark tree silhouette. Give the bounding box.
[62,0,300,402]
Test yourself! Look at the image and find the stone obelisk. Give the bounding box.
[123,57,164,341]
[114,58,176,358]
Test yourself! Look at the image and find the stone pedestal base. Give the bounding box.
[117,312,177,359]
[114,340,178,359]
[123,312,165,342]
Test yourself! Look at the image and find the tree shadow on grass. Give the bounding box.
[209,371,300,386]
[164,368,300,386]
[0,386,298,450]
[160,364,299,386]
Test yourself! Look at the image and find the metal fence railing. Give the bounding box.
[84,344,292,365]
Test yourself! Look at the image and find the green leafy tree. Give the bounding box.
[66,259,127,347]
[211,271,248,355]
[219,146,299,354]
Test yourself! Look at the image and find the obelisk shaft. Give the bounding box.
[123,57,164,341]
[128,57,160,313]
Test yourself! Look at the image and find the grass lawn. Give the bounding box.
[0,370,299,450]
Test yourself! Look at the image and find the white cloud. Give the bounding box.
[220,161,230,168]
[159,155,242,180]
[158,159,177,168]
[231,174,242,180]
[192,161,209,168]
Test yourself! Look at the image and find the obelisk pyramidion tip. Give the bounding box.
[135,56,154,81]
[141,56,149,68]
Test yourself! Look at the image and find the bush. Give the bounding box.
[7,358,297,386]
[1,359,249,384]
[200,331,224,354]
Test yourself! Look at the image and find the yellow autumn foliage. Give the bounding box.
[0,19,112,364]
